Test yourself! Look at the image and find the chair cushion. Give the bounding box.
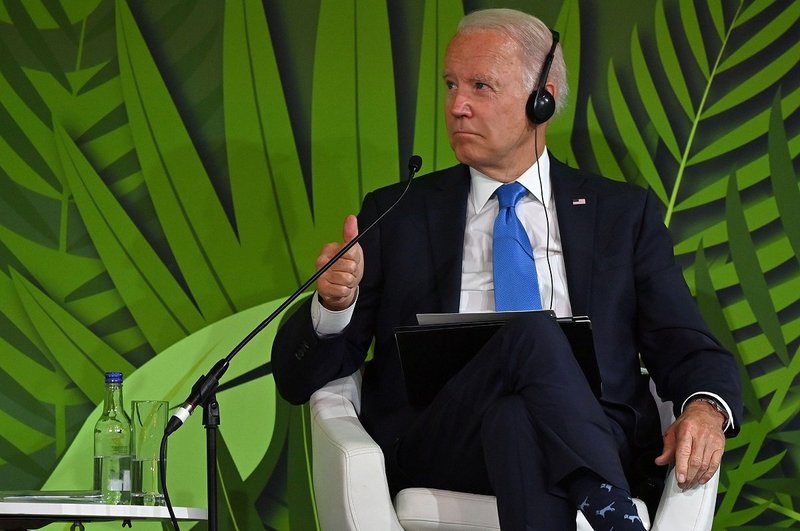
[394,487,651,530]
[395,488,500,530]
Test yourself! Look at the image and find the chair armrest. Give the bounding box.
[648,379,719,531]
[651,468,719,531]
[310,373,404,531]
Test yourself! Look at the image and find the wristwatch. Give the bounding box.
[689,396,728,429]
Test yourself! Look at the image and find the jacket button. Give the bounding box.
[295,341,309,360]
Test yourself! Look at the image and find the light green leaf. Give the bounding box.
[0,406,53,461]
[706,41,800,118]
[311,0,401,247]
[720,2,800,72]
[54,121,205,352]
[630,26,679,161]
[547,0,581,165]
[606,60,668,203]
[737,0,783,26]
[707,0,725,39]
[412,0,462,172]
[287,405,320,530]
[0,336,84,407]
[11,268,135,404]
[0,225,103,303]
[116,0,241,318]
[674,194,777,255]
[585,97,625,182]
[653,0,694,119]
[222,0,312,285]
[693,242,761,417]
[43,298,285,530]
[0,64,60,198]
[689,64,800,166]
[675,125,800,211]
[678,1,709,78]
[0,269,48,354]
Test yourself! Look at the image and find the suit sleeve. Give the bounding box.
[633,191,743,433]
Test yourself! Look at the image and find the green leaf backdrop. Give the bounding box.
[0,0,797,529]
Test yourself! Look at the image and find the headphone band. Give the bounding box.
[533,29,559,105]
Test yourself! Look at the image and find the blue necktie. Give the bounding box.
[493,182,542,310]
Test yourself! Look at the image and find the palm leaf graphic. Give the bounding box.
[222,0,313,285]
[585,1,799,527]
[1,0,408,526]
[42,298,287,530]
[412,0,462,172]
[545,0,581,165]
[0,1,797,529]
[310,0,400,246]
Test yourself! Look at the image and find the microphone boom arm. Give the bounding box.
[165,155,422,436]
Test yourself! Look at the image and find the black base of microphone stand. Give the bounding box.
[202,395,220,531]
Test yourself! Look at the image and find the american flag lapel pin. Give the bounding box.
[572,198,587,205]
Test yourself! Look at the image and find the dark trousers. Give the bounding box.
[393,313,632,530]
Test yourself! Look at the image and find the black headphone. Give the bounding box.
[525,29,560,124]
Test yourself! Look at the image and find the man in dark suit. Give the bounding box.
[273,8,741,530]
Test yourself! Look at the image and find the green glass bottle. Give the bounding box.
[93,372,132,504]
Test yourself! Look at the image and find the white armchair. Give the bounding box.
[309,371,719,530]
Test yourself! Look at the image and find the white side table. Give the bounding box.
[0,502,207,530]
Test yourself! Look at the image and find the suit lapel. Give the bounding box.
[551,159,596,316]
[424,166,470,313]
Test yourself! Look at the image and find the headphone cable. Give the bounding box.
[534,129,555,311]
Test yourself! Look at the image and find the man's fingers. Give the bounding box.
[673,426,725,489]
[661,403,728,490]
[690,438,724,487]
[343,214,359,243]
[674,438,694,487]
[316,247,359,275]
[699,448,723,485]
[684,450,706,489]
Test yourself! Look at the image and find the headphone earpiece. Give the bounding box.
[526,29,560,124]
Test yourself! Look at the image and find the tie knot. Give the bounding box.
[495,182,528,209]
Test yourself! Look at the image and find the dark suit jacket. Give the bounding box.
[272,157,742,463]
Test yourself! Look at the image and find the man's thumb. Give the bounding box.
[655,430,675,466]
[343,215,359,244]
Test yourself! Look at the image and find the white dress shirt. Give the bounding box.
[460,150,571,316]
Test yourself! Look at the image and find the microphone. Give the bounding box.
[165,155,423,436]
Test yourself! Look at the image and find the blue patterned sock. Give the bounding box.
[569,473,646,531]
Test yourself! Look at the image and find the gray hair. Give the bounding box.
[456,8,569,115]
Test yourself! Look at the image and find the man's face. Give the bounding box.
[443,30,537,181]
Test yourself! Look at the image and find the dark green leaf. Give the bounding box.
[767,90,800,263]
[725,172,788,365]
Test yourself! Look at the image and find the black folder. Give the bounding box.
[394,312,602,408]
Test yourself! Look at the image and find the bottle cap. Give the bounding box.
[105,372,124,383]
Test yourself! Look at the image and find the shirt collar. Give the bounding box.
[469,148,552,214]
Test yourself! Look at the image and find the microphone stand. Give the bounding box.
[161,156,422,531]
[202,395,219,531]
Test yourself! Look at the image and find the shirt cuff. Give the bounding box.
[682,392,734,432]
[310,289,358,337]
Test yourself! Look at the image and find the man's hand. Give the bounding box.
[316,215,364,311]
[655,400,727,490]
